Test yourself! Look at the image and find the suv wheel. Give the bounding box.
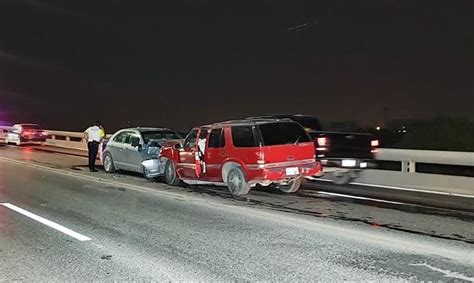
[164,159,180,186]
[226,167,251,196]
[277,177,302,193]
[103,153,116,173]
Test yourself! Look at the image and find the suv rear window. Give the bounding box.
[231,126,257,147]
[258,122,310,146]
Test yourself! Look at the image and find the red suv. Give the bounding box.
[160,119,322,196]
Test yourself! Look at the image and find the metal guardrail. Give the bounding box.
[2,129,473,196]
[376,148,474,171]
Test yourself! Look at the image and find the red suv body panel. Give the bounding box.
[160,119,322,189]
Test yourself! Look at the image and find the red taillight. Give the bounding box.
[371,139,379,147]
[317,137,328,147]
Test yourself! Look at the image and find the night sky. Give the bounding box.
[1,0,473,131]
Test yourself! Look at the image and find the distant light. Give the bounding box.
[376,126,381,131]
[402,129,407,133]
[371,140,379,147]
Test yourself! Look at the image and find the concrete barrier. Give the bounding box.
[45,130,88,151]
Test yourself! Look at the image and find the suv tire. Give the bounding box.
[164,159,180,186]
[277,177,302,193]
[226,167,251,196]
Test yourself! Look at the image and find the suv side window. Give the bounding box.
[231,126,257,147]
[208,128,225,148]
[184,129,198,149]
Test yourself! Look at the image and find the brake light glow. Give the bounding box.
[317,137,327,146]
[371,140,379,147]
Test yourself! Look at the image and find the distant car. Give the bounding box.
[5,124,48,146]
[159,119,322,196]
[102,127,183,180]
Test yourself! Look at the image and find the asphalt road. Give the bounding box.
[0,145,473,281]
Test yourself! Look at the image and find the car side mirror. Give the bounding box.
[131,137,140,147]
[174,143,183,150]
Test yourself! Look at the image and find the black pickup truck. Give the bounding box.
[248,114,378,184]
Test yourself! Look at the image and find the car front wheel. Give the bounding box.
[143,166,157,182]
[103,153,116,173]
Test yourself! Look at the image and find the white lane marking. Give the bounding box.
[0,202,91,242]
[306,177,474,199]
[410,263,474,282]
[315,191,406,205]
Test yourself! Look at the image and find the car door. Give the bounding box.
[205,128,226,181]
[176,128,199,179]
[108,131,129,169]
[123,131,144,173]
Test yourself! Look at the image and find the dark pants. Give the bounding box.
[87,141,99,171]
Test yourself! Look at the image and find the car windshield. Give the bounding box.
[258,122,310,146]
[141,130,182,144]
[22,125,41,130]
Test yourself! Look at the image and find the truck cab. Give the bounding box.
[248,115,378,184]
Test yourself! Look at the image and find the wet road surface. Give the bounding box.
[0,145,473,281]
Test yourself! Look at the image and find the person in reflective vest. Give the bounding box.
[98,124,106,164]
[84,121,105,172]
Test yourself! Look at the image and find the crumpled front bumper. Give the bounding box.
[141,159,165,177]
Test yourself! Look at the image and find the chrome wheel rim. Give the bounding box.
[104,156,112,172]
[228,170,243,194]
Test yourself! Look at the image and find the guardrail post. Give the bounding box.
[408,161,416,173]
[401,161,416,173]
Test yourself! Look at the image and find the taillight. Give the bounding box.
[317,137,327,146]
[371,139,379,147]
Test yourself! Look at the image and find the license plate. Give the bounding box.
[286,167,299,176]
[342,159,357,167]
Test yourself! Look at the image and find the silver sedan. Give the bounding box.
[102,127,182,180]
